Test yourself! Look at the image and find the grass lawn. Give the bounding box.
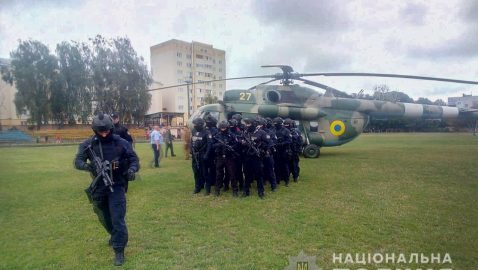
[0,133,477,269]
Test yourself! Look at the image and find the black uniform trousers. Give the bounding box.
[91,184,128,251]
[263,154,277,189]
[243,155,264,195]
[192,156,208,191]
[288,153,300,180]
[274,151,290,184]
[215,156,238,192]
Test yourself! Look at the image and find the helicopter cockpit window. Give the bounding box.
[203,111,219,121]
[309,121,319,132]
[190,109,203,121]
[280,91,299,103]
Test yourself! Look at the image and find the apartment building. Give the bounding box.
[0,58,29,127]
[149,39,226,119]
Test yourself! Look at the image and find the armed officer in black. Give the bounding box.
[74,113,139,266]
[273,117,292,186]
[204,115,218,195]
[284,118,303,182]
[111,112,133,146]
[191,118,211,194]
[213,120,240,197]
[242,118,270,198]
[260,117,278,191]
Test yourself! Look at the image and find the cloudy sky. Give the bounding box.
[1,0,478,101]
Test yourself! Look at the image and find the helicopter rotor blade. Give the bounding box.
[296,78,352,98]
[298,73,478,85]
[148,75,275,92]
[248,78,281,90]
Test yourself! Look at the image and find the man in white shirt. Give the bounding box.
[150,125,162,167]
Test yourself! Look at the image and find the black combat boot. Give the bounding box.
[259,193,265,199]
[113,249,125,266]
[233,190,239,197]
[205,187,211,196]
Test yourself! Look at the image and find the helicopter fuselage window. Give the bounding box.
[309,121,319,132]
[266,90,281,103]
[279,91,298,103]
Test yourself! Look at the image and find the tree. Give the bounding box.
[52,41,93,125]
[2,40,58,129]
[88,35,151,123]
[203,91,218,105]
[372,84,391,100]
[416,97,433,105]
[433,99,447,106]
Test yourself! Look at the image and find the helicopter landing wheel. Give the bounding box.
[303,144,320,158]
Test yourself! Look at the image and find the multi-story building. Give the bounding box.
[149,39,226,120]
[448,94,478,110]
[0,58,29,127]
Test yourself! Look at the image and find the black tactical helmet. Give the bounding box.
[110,112,119,119]
[265,117,273,127]
[272,117,283,125]
[243,117,256,125]
[218,120,229,130]
[192,118,205,127]
[231,113,242,122]
[204,114,217,127]
[92,113,113,133]
[284,118,293,126]
[228,119,238,127]
[255,117,266,126]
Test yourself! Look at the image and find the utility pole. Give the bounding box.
[184,77,192,119]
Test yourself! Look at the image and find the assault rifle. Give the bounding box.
[243,134,261,157]
[85,145,114,202]
[215,137,240,158]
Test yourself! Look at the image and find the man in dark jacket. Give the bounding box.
[74,113,139,266]
[164,125,176,157]
[111,112,133,146]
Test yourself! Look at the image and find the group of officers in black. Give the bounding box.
[190,114,303,199]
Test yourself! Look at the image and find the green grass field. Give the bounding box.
[0,133,477,270]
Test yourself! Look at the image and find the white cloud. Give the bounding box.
[1,0,477,101]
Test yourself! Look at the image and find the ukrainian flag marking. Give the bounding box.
[330,120,345,136]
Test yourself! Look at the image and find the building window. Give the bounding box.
[219,60,222,64]
[177,61,182,66]
[177,70,183,74]
[177,52,182,57]
[186,54,191,59]
[187,63,192,67]
[178,105,184,110]
[196,54,204,59]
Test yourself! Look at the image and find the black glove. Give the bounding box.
[127,169,136,181]
[82,163,93,172]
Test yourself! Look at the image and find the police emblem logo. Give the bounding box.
[283,251,321,270]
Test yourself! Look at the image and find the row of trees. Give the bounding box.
[352,84,447,105]
[1,35,152,128]
[360,85,468,132]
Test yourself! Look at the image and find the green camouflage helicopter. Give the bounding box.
[155,65,478,158]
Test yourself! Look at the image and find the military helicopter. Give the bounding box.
[152,65,478,158]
